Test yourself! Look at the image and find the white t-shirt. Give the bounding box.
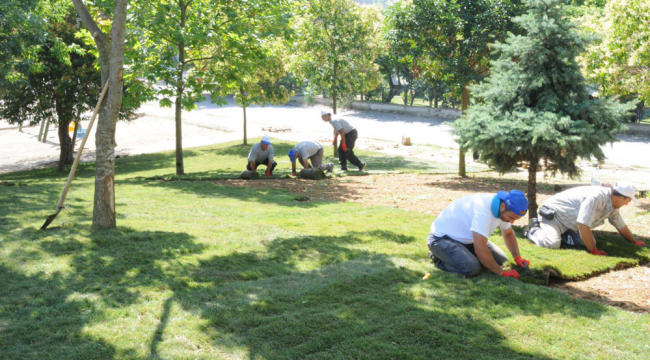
[430,193,511,244]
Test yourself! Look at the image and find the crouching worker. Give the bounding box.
[288,141,333,176]
[427,190,531,279]
[526,181,645,256]
[247,136,276,177]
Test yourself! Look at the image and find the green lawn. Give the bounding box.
[1,139,649,359]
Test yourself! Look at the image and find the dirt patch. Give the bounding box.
[214,172,650,312]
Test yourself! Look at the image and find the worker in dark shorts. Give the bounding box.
[321,110,366,171]
[247,136,276,176]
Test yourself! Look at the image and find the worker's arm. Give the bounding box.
[577,223,599,252]
[291,161,296,176]
[501,227,521,258]
[618,226,646,246]
[333,129,338,145]
[300,157,311,169]
[473,232,505,275]
[250,161,257,171]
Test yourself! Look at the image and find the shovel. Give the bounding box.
[41,81,110,230]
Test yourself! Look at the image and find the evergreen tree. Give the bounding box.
[454,0,633,217]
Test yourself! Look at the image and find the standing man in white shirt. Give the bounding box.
[526,181,646,255]
[246,136,276,177]
[321,111,366,171]
[427,190,531,279]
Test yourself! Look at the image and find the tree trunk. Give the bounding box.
[458,85,469,177]
[42,119,51,143]
[527,158,539,218]
[70,0,129,229]
[174,2,187,176]
[241,86,247,145]
[57,119,74,172]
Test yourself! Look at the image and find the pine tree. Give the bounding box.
[454,0,633,217]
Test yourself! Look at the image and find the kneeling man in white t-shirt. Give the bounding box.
[427,190,531,279]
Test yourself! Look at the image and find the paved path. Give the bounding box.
[2,96,649,187]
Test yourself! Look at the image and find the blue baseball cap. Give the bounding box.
[288,149,297,162]
[261,135,271,145]
[496,190,528,216]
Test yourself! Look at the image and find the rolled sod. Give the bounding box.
[299,168,325,180]
[240,170,260,179]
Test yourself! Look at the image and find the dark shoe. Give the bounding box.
[341,167,348,171]
[358,163,366,171]
[428,251,438,263]
[524,218,541,238]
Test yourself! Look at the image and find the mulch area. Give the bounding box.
[213,172,650,313]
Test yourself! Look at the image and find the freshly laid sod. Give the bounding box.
[1,140,649,359]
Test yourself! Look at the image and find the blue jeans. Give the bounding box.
[427,233,508,277]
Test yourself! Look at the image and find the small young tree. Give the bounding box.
[227,44,292,145]
[291,0,383,114]
[454,0,633,216]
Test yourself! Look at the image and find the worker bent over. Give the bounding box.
[320,111,366,171]
[526,181,646,255]
[428,190,530,279]
[288,141,333,176]
[247,136,276,177]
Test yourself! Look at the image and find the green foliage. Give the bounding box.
[455,0,633,177]
[578,0,650,104]
[0,7,100,127]
[390,0,524,88]
[291,0,383,112]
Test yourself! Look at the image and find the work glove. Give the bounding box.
[500,270,520,279]
[291,171,297,177]
[265,169,271,177]
[341,142,348,152]
[590,248,607,256]
[633,240,646,246]
[514,255,530,268]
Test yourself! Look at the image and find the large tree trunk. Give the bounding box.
[458,85,469,177]
[73,0,128,229]
[527,158,539,218]
[55,97,75,172]
[57,119,74,172]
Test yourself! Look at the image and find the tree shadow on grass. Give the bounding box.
[157,232,608,359]
[0,227,204,360]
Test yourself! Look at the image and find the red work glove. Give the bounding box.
[590,248,607,256]
[265,169,271,177]
[501,270,520,279]
[341,142,348,152]
[291,171,297,177]
[633,240,646,246]
[514,255,530,268]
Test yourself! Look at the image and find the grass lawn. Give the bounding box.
[1,139,649,359]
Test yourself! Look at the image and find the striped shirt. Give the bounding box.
[330,118,355,134]
[248,143,274,164]
[542,186,626,232]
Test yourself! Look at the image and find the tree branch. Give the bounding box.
[71,0,107,48]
